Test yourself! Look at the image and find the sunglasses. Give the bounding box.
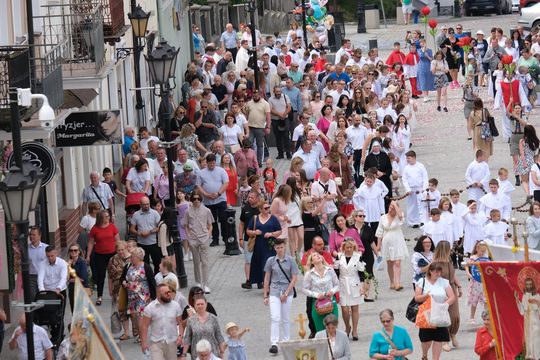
[178,111,186,115]
[368,73,374,75]
[69,249,79,252]
[192,197,201,201]
[263,206,271,210]
[381,319,392,324]
[351,72,358,75]
[356,214,365,218]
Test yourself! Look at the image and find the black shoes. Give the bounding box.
[443,107,448,112]
[241,281,252,289]
[437,106,441,111]
[276,155,284,159]
[516,175,521,186]
[286,153,292,159]
[364,298,374,302]
[209,240,219,247]
[412,224,420,229]
[269,345,278,354]
[257,282,264,289]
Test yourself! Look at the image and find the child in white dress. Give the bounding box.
[462,200,487,255]
[419,178,442,224]
[482,209,510,245]
[422,208,451,246]
[439,197,458,246]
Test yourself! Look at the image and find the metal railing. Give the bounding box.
[101,0,126,39]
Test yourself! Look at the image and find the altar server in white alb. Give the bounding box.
[438,197,459,246]
[462,200,486,255]
[419,178,441,224]
[422,208,451,246]
[482,209,510,245]
[465,150,491,202]
[478,179,511,221]
[401,150,428,228]
[353,173,388,230]
[496,167,515,212]
[449,189,467,240]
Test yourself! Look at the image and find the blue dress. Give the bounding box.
[226,337,247,360]
[417,48,435,91]
[248,215,281,284]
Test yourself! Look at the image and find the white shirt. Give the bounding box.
[376,106,398,123]
[311,179,338,213]
[79,215,97,232]
[346,125,369,150]
[328,89,350,107]
[346,57,367,68]
[292,124,319,142]
[10,324,53,360]
[28,241,47,275]
[154,272,179,289]
[143,299,182,343]
[529,163,540,195]
[422,220,451,246]
[402,162,428,192]
[126,168,152,195]
[479,191,511,220]
[532,42,540,55]
[140,135,160,153]
[465,160,491,201]
[37,257,68,292]
[219,124,243,146]
[173,159,200,176]
[335,47,351,64]
[312,141,327,159]
[483,221,508,245]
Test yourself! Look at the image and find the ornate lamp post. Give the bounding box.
[357,0,366,33]
[144,41,187,288]
[0,89,44,360]
[243,0,259,90]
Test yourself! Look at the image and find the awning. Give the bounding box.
[62,89,99,109]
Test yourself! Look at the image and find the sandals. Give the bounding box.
[96,298,102,306]
[395,285,404,291]
[119,334,130,341]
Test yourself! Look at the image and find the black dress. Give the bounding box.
[363,150,393,197]
[302,211,322,252]
[440,37,461,70]
[356,224,375,276]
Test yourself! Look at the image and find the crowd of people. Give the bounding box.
[5,16,540,360]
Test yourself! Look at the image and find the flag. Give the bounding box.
[487,244,540,261]
[68,278,124,359]
[478,262,540,360]
[279,338,330,360]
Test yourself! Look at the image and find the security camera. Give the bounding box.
[38,101,55,130]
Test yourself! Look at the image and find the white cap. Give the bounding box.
[476,30,485,36]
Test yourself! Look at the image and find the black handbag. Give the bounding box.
[405,278,425,323]
[485,109,499,137]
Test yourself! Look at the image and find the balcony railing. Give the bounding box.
[36,2,106,78]
[101,0,128,43]
[0,48,31,130]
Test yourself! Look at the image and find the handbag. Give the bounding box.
[110,310,122,334]
[406,278,425,322]
[429,301,451,327]
[247,215,257,252]
[415,295,436,329]
[485,109,499,137]
[380,329,409,360]
[315,297,334,315]
[118,286,128,312]
[334,156,343,186]
[275,258,297,298]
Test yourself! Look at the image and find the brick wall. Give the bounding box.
[56,206,81,251]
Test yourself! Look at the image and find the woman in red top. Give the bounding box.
[474,310,497,360]
[221,153,238,206]
[86,210,120,305]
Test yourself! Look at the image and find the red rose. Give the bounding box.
[428,19,437,29]
[421,6,431,16]
[457,36,472,47]
[501,55,514,65]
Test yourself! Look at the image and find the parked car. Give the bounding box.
[513,0,521,11]
[520,0,540,9]
[464,0,513,16]
[519,2,540,31]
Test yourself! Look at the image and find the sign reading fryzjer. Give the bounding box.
[55,110,123,147]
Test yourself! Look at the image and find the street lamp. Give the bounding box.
[128,5,150,38]
[357,0,366,33]
[0,88,45,360]
[144,41,187,288]
[243,0,260,90]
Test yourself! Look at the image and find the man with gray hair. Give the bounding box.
[123,126,136,155]
[220,23,238,60]
[307,130,326,160]
[81,171,114,217]
[268,85,291,159]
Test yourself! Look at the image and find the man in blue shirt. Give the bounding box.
[328,64,351,83]
[220,23,239,61]
[281,77,303,155]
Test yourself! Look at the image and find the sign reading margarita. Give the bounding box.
[55,110,123,147]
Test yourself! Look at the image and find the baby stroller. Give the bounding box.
[33,290,65,349]
[125,192,146,238]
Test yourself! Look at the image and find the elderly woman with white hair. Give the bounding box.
[314,314,351,360]
[195,339,221,360]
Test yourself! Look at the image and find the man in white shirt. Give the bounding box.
[479,179,511,221]
[465,150,491,201]
[311,168,338,229]
[346,48,366,67]
[28,227,47,301]
[81,171,114,217]
[334,39,352,64]
[292,140,321,181]
[307,130,326,160]
[140,284,182,359]
[9,314,53,360]
[37,246,68,343]
[346,114,369,185]
[328,80,350,107]
[268,86,292,159]
[402,151,429,228]
[292,113,319,150]
[174,148,200,176]
[139,127,160,153]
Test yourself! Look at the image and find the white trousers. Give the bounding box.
[269,294,293,345]
[500,110,512,141]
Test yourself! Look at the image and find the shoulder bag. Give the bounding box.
[405,277,425,322]
[247,215,257,252]
[275,257,297,298]
[380,329,409,360]
[334,156,343,187]
[326,331,336,360]
[485,109,499,137]
[90,185,112,217]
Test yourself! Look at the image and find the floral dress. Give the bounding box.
[516,141,536,176]
[108,255,128,320]
[126,264,151,315]
[179,134,201,161]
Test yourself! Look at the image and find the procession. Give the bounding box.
[0,1,540,360]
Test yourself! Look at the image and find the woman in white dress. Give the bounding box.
[352,174,388,232]
[333,238,365,341]
[375,201,409,291]
[392,114,411,175]
[219,112,244,153]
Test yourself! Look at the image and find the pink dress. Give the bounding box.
[317,117,331,152]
